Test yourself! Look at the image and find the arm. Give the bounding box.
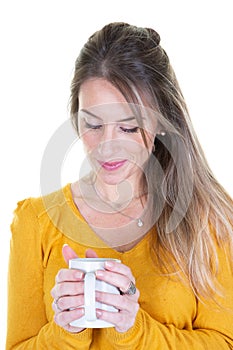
[6,199,92,350]
[97,253,233,349]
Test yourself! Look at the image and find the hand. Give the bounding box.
[95,260,140,333]
[51,245,98,333]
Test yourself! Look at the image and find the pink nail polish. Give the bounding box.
[96,270,104,277]
[105,261,114,268]
[96,310,102,317]
[75,271,84,279]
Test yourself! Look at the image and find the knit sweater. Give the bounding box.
[6,184,233,349]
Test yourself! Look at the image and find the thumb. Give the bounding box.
[85,249,99,258]
[62,244,79,265]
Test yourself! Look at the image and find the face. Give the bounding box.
[78,78,157,186]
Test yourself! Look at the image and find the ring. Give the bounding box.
[122,281,137,295]
[54,298,62,311]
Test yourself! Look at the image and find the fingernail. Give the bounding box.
[63,244,68,248]
[105,261,114,268]
[96,270,104,277]
[96,310,102,317]
[75,271,84,279]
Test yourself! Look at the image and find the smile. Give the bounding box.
[98,160,127,171]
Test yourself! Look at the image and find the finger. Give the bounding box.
[62,244,79,265]
[96,309,137,333]
[95,270,134,294]
[54,307,85,328]
[53,294,85,312]
[96,291,139,312]
[104,261,135,282]
[55,269,84,283]
[63,323,85,334]
[51,281,84,300]
[85,249,99,258]
[52,299,63,313]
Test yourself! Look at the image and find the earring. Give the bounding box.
[160,131,166,136]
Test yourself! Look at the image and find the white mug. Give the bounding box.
[69,258,121,328]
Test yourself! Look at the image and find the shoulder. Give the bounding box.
[12,184,73,225]
[10,184,77,252]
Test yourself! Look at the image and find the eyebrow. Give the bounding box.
[80,108,136,122]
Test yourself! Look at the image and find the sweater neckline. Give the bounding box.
[61,183,154,255]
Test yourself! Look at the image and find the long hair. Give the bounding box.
[70,22,233,300]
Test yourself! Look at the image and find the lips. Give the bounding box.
[98,160,127,171]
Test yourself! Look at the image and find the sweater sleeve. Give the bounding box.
[6,199,93,350]
[104,247,233,349]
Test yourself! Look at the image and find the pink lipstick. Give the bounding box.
[99,160,127,171]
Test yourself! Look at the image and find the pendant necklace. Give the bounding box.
[92,185,145,228]
[115,209,144,227]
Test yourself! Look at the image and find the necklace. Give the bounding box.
[119,212,144,227]
[92,184,145,228]
[105,203,144,228]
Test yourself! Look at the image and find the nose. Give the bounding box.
[98,124,121,156]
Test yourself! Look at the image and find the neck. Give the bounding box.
[93,175,147,206]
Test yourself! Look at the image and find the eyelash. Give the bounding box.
[84,121,102,130]
[84,121,139,134]
[120,126,139,133]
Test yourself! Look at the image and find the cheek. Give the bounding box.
[81,131,154,159]
[131,132,155,152]
[144,131,156,152]
[81,132,100,151]
[123,139,151,162]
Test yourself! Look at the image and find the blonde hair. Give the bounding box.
[70,22,233,300]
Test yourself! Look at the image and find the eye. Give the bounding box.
[120,126,139,133]
[84,120,103,130]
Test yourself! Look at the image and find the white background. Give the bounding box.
[1,0,232,347]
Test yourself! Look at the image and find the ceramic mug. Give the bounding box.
[69,258,121,328]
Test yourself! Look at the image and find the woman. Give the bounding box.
[7,22,233,349]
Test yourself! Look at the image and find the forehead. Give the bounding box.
[79,78,128,107]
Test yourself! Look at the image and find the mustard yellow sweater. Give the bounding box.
[6,184,233,349]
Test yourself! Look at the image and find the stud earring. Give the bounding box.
[160,131,166,136]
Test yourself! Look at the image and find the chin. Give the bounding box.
[96,174,126,185]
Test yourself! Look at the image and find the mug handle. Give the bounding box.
[84,272,96,321]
